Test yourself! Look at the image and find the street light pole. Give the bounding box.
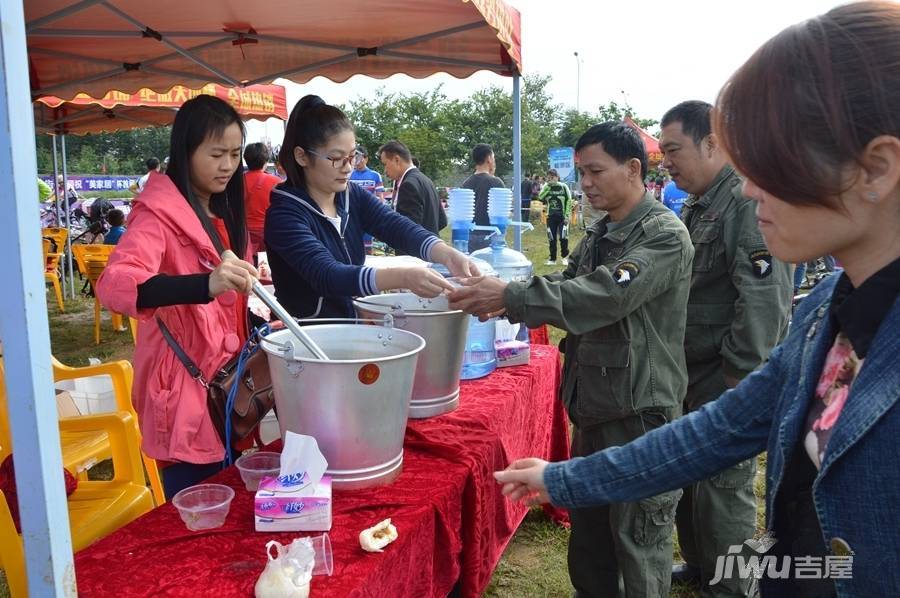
[574,51,581,112]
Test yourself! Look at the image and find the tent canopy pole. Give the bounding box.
[60,135,75,297]
[512,72,522,251]
[1,0,75,594]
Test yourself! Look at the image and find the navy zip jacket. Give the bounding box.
[264,182,441,319]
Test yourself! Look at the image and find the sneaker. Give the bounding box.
[561,257,569,266]
[544,259,557,266]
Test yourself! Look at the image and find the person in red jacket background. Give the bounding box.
[243,142,281,255]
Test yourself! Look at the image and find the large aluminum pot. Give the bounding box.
[261,323,425,490]
[354,293,468,418]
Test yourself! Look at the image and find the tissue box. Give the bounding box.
[495,340,530,367]
[254,476,332,532]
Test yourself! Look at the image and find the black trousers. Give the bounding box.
[547,213,569,261]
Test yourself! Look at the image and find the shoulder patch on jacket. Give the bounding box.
[613,261,640,287]
[749,249,773,278]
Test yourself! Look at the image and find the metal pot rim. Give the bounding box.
[353,293,465,317]
[261,324,426,364]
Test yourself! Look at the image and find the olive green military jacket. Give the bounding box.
[680,166,793,390]
[504,192,694,428]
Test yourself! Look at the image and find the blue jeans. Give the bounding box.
[793,263,806,291]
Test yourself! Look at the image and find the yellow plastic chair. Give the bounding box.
[0,489,26,598]
[52,358,164,506]
[42,238,65,312]
[0,413,155,594]
[70,244,125,344]
[61,412,156,550]
[41,227,68,255]
[129,317,138,345]
[0,363,155,560]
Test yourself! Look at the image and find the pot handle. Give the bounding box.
[259,315,397,351]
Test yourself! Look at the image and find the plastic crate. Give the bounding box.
[55,375,117,415]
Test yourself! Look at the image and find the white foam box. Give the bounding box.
[55,375,117,415]
[254,476,333,532]
[495,340,530,368]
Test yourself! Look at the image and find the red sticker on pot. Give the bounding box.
[358,364,380,385]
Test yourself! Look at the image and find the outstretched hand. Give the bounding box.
[447,276,508,319]
[402,267,456,298]
[493,458,551,506]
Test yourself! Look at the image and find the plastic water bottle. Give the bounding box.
[429,257,499,380]
[460,316,497,379]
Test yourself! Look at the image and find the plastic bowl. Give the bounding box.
[235,451,282,491]
[172,483,235,531]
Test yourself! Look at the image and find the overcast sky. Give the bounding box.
[248,0,842,145]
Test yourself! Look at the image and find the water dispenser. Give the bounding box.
[469,188,534,366]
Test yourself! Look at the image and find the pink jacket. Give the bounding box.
[97,175,248,464]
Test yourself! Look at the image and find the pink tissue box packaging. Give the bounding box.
[254,474,332,532]
[495,340,530,367]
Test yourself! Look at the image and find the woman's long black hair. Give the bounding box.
[166,95,247,257]
[278,94,353,190]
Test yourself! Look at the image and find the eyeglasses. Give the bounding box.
[305,148,358,169]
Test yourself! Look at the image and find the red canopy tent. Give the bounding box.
[34,83,288,135]
[625,115,663,165]
[26,0,522,99]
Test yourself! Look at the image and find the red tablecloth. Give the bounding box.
[529,324,550,345]
[74,345,569,597]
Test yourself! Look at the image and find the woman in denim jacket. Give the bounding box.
[495,3,900,596]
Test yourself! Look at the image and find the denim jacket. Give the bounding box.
[544,274,900,596]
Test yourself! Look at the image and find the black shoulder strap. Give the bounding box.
[156,317,207,385]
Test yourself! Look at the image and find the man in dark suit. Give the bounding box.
[378,140,446,235]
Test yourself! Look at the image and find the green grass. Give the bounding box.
[46,288,135,366]
[485,509,572,597]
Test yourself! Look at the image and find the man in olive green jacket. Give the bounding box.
[660,101,793,596]
[450,122,694,598]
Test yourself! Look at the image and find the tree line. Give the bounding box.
[35,74,658,188]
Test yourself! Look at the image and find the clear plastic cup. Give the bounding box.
[308,533,333,576]
[235,451,281,491]
[172,483,235,531]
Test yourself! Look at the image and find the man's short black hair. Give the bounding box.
[547,169,559,177]
[575,122,648,179]
[378,140,412,163]
[660,100,713,145]
[471,143,494,166]
[243,142,270,171]
[146,157,160,171]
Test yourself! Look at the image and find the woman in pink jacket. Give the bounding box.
[97,96,258,499]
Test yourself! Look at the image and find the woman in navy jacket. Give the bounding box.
[265,96,474,319]
[491,3,900,596]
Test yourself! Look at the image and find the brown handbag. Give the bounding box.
[157,317,274,445]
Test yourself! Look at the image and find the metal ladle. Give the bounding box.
[251,281,330,360]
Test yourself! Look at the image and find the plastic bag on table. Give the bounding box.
[254,538,315,598]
